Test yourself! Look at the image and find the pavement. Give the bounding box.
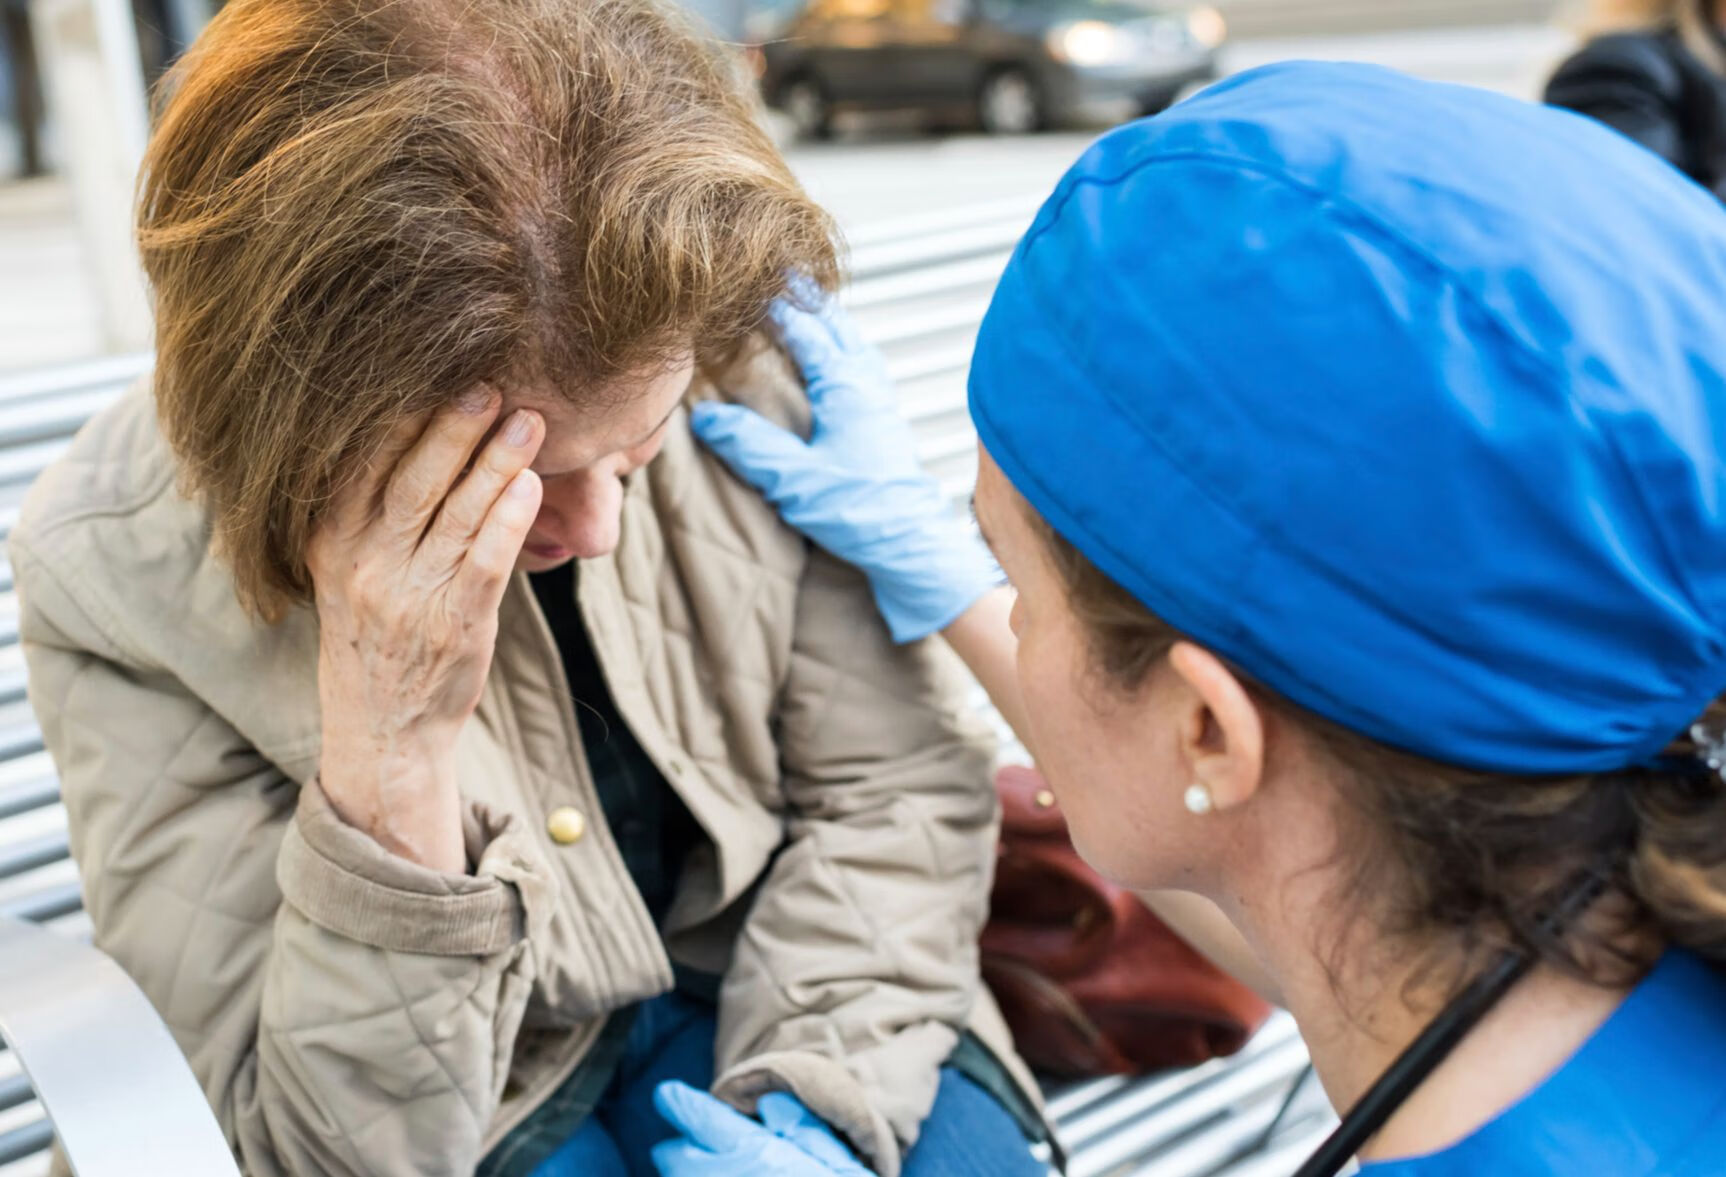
[0,21,1576,376]
[789,22,1573,227]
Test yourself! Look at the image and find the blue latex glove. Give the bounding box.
[690,297,1000,643]
[651,1080,872,1176]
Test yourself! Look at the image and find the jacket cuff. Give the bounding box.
[277,778,545,956]
[713,1051,909,1177]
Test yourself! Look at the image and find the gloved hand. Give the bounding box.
[651,1080,873,1177]
[691,296,1000,643]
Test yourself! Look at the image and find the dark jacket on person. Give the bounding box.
[1546,27,1726,201]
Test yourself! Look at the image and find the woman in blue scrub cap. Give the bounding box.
[653,62,1726,1177]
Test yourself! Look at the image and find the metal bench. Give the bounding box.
[0,201,1334,1176]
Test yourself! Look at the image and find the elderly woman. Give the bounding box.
[10,2,1044,1175]
[1546,0,1726,199]
[663,64,1726,1176]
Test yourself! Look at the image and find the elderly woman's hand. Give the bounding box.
[307,393,544,872]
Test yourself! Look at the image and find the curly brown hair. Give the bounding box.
[1028,509,1726,992]
[138,0,838,618]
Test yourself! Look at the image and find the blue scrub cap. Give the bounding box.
[969,62,1726,774]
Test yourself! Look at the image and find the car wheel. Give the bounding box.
[782,77,833,140]
[978,67,1042,135]
[1138,88,1179,118]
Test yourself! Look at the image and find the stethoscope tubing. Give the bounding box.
[1290,945,1534,1176]
[1290,874,1607,1177]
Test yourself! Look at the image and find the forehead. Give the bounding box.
[975,447,1053,579]
[504,353,695,471]
[974,450,1017,532]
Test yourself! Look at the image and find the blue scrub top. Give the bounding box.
[1361,952,1726,1176]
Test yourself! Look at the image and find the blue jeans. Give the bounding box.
[531,992,1043,1177]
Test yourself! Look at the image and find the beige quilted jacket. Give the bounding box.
[12,341,1035,1177]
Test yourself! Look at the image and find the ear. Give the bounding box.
[1167,642,1266,812]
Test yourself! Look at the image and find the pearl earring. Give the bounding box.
[1184,784,1215,815]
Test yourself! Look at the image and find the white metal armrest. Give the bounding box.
[0,916,240,1177]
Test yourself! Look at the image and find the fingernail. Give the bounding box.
[508,470,539,499]
[504,411,534,447]
[460,388,496,415]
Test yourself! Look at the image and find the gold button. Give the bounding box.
[1034,790,1057,809]
[546,807,587,845]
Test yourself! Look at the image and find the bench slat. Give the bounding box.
[0,387,126,449]
[840,195,1041,249]
[0,354,152,407]
[0,1119,51,1168]
[0,1073,31,1117]
[1058,1017,1302,1150]
[0,778,57,824]
[0,834,68,883]
[848,218,1029,279]
[1116,1068,1329,1177]
[0,725,41,765]
[0,443,70,492]
[1214,1117,1341,1177]
[1066,1037,1312,1177]
[0,883,81,924]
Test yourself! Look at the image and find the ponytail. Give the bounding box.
[1628,701,1726,964]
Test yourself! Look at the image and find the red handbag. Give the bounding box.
[981,765,1274,1078]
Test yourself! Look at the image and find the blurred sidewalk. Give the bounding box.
[1224,22,1572,97]
[0,20,1575,377]
[790,22,1574,227]
[1219,0,1562,38]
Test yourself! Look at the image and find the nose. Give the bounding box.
[531,468,626,559]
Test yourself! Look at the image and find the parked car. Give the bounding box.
[749,0,1225,137]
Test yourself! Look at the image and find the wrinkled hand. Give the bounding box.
[307,393,544,871]
[652,1082,872,1177]
[691,297,998,643]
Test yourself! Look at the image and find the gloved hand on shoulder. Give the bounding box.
[691,295,1000,643]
